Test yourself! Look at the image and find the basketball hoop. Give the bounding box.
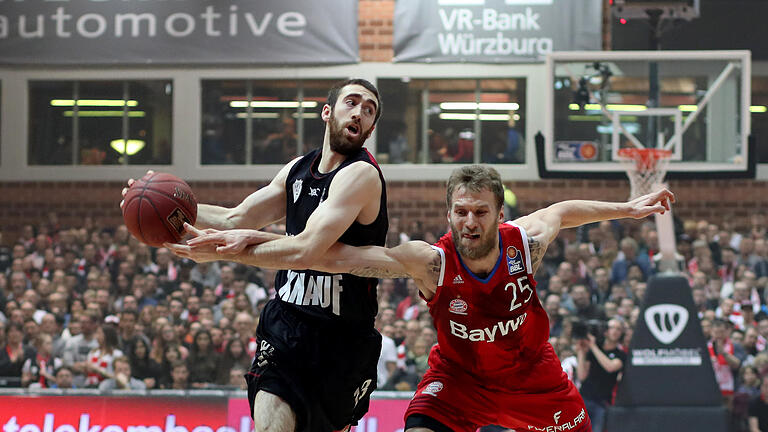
[617,148,672,199]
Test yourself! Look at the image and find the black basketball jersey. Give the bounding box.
[274,148,388,325]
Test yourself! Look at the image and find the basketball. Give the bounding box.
[122,172,198,248]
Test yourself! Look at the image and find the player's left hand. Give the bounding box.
[164,223,231,263]
[627,188,676,219]
[165,241,224,263]
[185,224,278,254]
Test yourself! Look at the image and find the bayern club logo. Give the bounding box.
[423,381,444,396]
[449,298,468,315]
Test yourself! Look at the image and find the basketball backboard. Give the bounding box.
[612,0,700,21]
[541,50,754,179]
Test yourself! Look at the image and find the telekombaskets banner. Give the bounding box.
[0,395,409,432]
[393,0,602,63]
[0,0,359,65]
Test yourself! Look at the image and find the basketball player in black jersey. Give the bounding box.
[132,79,387,432]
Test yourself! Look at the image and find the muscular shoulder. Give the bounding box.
[272,156,303,187]
[338,160,380,183]
[330,161,382,200]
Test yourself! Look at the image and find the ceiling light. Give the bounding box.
[63,110,145,117]
[569,103,646,112]
[439,102,519,111]
[438,113,510,121]
[235,113,280,119]
[51,99,138,107]
[230,101,318,108]
[110,139,145,155]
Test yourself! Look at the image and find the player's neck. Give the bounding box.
[461,245,501,277]
[318,141,346,174]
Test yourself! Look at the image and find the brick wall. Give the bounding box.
[1,179,765,242]
[359,0,395,62]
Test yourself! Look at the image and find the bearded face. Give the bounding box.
[449,216,498,260]
[328,107,373,156]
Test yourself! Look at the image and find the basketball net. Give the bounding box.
[617,148,679,273]
[616,148,672,200]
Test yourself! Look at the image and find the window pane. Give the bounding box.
[250,81,300,164]
[128,81,172,165]
[28,80,172,166]
[479,79,526,164]
[201,79,343,165]
[29,81,75,165]
[78,81,124,165]
[378,79,422,164]
[378,78,527,165]
[202,80,246,164]
[428,80,478,164]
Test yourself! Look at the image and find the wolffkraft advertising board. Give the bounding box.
[0,394,410,432]
[607,275,727,432]
[0,1,358,65]
[393,0,602,63]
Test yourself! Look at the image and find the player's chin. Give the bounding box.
[331,140,361,156]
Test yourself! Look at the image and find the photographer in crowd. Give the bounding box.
[576,318,627,432]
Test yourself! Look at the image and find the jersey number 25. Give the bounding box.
[504,276,533,312]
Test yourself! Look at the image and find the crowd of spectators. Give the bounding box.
[1,211,768,431]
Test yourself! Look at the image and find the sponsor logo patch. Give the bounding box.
[449,298,468,315]
[423,381,443,396]
[528,408,586,432]
[292,179,303,203]
[453,275,464,284]
[506,246,525,275]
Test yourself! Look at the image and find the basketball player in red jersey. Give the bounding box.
[173,165,674,432]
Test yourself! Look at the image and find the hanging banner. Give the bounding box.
[393,0,602,63]
[0,0,358,65]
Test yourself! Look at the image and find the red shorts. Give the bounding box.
[404,343,591,432]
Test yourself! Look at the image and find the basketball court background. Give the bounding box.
[0,1,767,431]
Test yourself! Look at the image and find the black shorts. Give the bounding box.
[245,300,381,432]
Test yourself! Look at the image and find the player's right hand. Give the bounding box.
[120,170,154,209]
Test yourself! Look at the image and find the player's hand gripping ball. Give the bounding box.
[122,172,198,247]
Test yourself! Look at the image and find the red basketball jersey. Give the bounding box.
[427,222,550,384]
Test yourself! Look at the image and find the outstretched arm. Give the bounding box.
[298,239,442,300]
[195,159,298,230]
[513,188,675,273]
[169,228,442,299]
[121,161,296,232]
[171,162,383,270]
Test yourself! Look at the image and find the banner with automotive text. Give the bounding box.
[0,0,359,65]
[393,0,602,63]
